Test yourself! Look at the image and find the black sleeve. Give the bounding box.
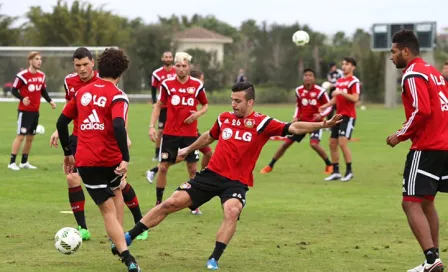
[113,117,130,162]
[56,114,73,156]
[11,87,23,101]
[41,87,52,103]
[151,86,157,104]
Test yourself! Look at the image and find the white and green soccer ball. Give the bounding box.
[54,227,82,255]
[292,30,310,46]
[36,124,45,135]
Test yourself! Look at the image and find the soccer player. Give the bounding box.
[387,29,448,272]
[260,68,333,174]
[114,82,341,270]
[8,51,56,171]
[50,47,147,241]
[320,57,360,182]
[148,52,208,215]
[149,51,176,161]
[56,48,141,272]
[145,69,213,186]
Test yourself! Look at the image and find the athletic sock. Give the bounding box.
[268,158,277,168]
[150,166,159,174]
[128,222,149,240]
[10,154,17,164]
[209,241,227,261]
[21,154,28,164]
[333,163,339,173]
[324,158,332,166]
[69,186,87,229]
[424,247,437,264]
[156,187,165,203]
[122,183,143,224]
[346,162,352,172]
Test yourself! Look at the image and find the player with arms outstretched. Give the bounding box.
[50,47,147,241]
[260,68,333,174]
[320,57,360,182]
[56,48,141,272]
[8,51,56,171]
[387,30,448,272]
[114,82,341,270]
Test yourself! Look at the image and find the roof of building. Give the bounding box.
[174,27,233,43]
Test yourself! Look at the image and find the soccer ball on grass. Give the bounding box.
[54,227,82,255]
[36,124,45,135]
[292,30,310,46]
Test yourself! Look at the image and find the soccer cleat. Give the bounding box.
[341,172,354,182]
[423,259,444,272]
[324,165,333,175]
[127,262,142,272]
[111,232,133,257]
[136,230,148,241]
[408,263,424,272]
[206,258,219,270]
[259,165,272,174]
[8,163,20,171]
[191,208,203,215]
[145,170,155,184]
[78,226,91,241]
[324,173,341,181]
[19,162,37,169]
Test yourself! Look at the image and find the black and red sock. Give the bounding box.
[69,186,87,229]
[122,183,143,224]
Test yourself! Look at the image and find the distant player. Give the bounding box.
[50,47,147,241]
[387,30,448,272]
[8,51,56,171]
[56,48,141,272]
[260,68,333,174]
[150,51,176,161]
[146,69,213,188]
[320,57,360,182]
[326,62,343,118]
[148,52,208,217]
[114,82,341,270]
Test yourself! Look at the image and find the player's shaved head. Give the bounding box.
[232,82,255,101]
[97,48,130,79]
[392,29,420,56]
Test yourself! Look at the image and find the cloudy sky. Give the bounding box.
[3,0,448,35]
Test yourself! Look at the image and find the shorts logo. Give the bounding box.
[161,152,169,159]
[158,122,164,127]
[222,128,233,140]
[81,92,92,106]
[21,127,27,134]
[244,119,255,128]
[179,182,191,190]
[187,87,195,94]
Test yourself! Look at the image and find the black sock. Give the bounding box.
[156,187,165,203]
[424,247,437,264]
[209,241,227,261]
[122,183,143,224]
[10,154,17,164]
[69,186,87,229]
[150,166,159,173]
[324,158,332,166]
[128,222,149,240]
[21,154,28,164]
[268,158,277,168]
[346,162,352,172]
[333,163,339,173]
[155,147,160,157]
[120,250,136,265]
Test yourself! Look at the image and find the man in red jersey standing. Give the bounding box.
[388,30,448,272]
[320,57,360,182]
[56,48,141,272]
[148,52,208,216]
[8,51,56,171]
[117,81,341,270]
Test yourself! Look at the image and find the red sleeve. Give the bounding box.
[396,75,431,141]
[319,91,332,117]
[12,77,23,89]
[151,73,159,88]
[197,89,208,105]
[261,117,290,137]
[209,116,221,139]
[349,81,361,94]
[64,79,70,101]
[111,101,129,120]
[62,97,78,119]
[159,84,168,104]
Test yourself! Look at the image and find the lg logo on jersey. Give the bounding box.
[27,84,42,92]
[221,128,252,142]
[171,95,194,106]
[301,99,317,106]
[81,92,107,107]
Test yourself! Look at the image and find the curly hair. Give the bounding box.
[97,48,130,79]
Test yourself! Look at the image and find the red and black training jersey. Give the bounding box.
[294,84,331,121]
[335,76,360,118]
[13,69,47,112]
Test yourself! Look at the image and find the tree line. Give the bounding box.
[1,1,447,103]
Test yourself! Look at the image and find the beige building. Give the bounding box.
[173,27,233,64]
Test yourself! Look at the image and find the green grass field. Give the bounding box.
[1,101,447,272]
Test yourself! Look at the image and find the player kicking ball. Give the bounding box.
[111,82,342,270]
[260,68,333,174]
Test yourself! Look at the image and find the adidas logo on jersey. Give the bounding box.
[440,91,448,112]
[81,109,104,130]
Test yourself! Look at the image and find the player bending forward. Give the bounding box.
[57,48,141,272]
[260,68,333,174]
[112,82,341,270]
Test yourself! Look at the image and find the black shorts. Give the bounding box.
[160,134,199,163]
[17,110,39,135]
[286,129,322,143]
[77,166,122,205]
[158,108,167,129]
[402,150,448,196]
[177,168,249,210]
[330,115,356,139]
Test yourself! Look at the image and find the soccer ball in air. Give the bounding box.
[54,227,82,255]
[36,124,45,135]
[321,81,332,90]
[292,30,310,46]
